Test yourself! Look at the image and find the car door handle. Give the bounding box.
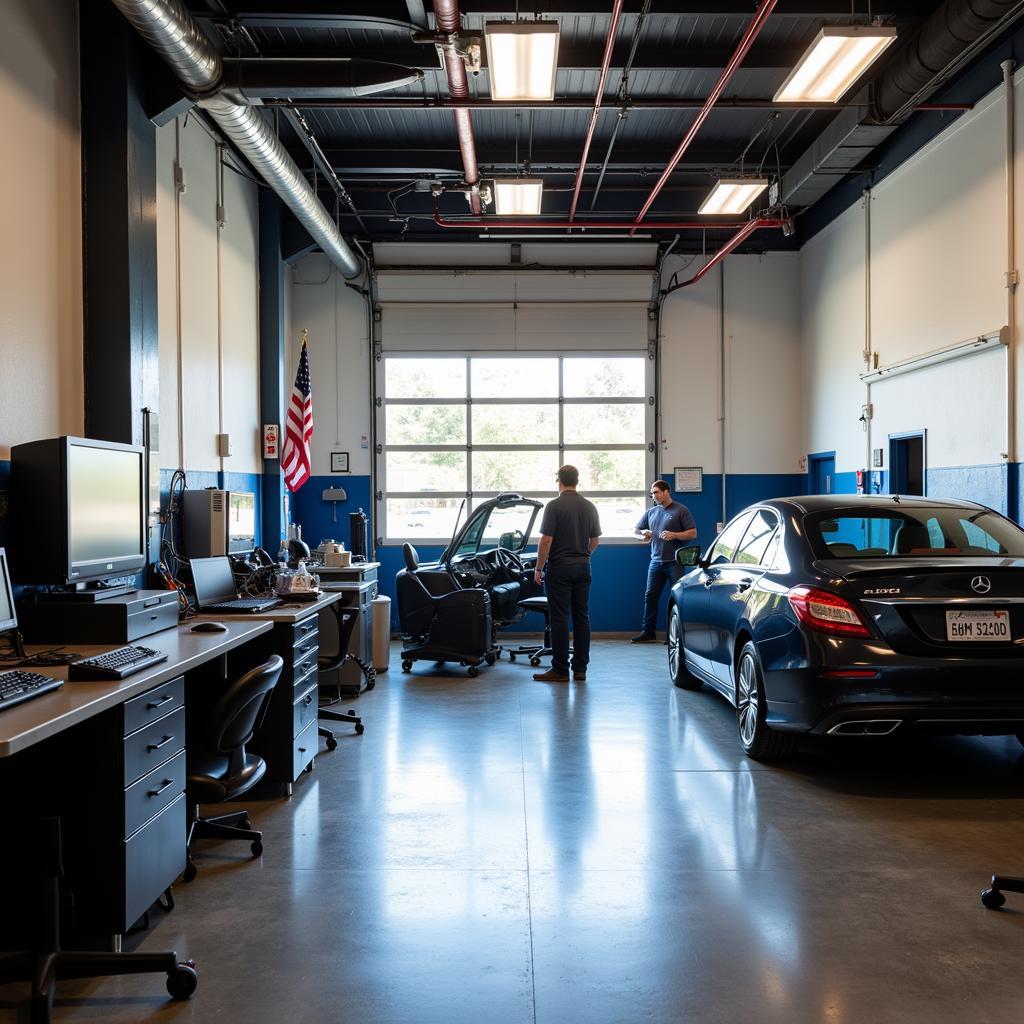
[703,572,720,589]
[737,577,754,593]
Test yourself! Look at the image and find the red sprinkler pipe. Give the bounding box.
[434,0,482,213]
[631,0,779,233]
[664,219,787,291]
[569,0,625,222]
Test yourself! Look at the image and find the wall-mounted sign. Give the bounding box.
[674,466,703,493]
[263,423,279,460]
[873,448,884,467]
[331,451,350,473]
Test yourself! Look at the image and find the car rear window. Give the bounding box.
[805,507,1024,558]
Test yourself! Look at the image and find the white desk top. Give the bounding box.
[0,618,273,758]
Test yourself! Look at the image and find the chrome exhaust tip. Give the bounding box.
[827,720,902,736]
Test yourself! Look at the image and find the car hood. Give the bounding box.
[440,492,543,563]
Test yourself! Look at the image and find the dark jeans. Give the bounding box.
[545,561,592,674]
[642,559,682,634]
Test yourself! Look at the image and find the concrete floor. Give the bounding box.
[5,637,1024,1023]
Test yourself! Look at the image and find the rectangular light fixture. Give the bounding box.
[774,26,897,104]
[493,178,544,216]
[698,178,769,216]
[485,21,560,101]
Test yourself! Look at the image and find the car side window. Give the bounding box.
[734,509,779,565]
[708,512,755,566]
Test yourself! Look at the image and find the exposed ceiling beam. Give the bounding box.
[251,43,805,72]
[269,96,847,110]
[205,1,931,22]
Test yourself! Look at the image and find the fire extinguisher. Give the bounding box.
[856,469,865,494]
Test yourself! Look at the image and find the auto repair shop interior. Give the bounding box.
[3,0,1024,1021]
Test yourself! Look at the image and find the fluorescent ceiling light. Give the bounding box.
[698,178,769,216]
[493,178,544,216]
[774,26,897,104]
[485,21,560,101]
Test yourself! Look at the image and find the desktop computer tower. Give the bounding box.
[183,489,256,558]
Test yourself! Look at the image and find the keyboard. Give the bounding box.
[203,597,282,613]
[68,645,169,681]
[0,670,64,710]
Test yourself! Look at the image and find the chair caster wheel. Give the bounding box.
[485,653,496,665]
[166,961,198,1000]
[509,653,516,662]
[402,660,412,673]
[468,665,479,677]
[326,735,338,751]
[182,860,197,883]
[355,722,364,734]
[530,658,541,667]
[251,840,264,857]
[981,888,1006,909]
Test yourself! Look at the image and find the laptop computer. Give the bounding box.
[190,557,282,614]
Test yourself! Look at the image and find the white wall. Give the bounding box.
[801,67,1024,477]
[0,0,82,458]
[661,252,803,475]
[156,116,261,473]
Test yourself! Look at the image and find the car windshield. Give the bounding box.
[454,500,539,557]
[806,507,1024,558]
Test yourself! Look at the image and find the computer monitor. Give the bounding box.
[0,548,17,634]
[228,492,256,552]
[10,436,147,588]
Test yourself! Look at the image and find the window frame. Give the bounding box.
[376,351,654,545]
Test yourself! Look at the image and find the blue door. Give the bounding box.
[809,453,836,495]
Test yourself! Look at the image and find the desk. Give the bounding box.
[0,619,273,944]
[194,591,344,791]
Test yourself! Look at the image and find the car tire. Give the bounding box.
[735,641,797,762]
[668,605,701,690]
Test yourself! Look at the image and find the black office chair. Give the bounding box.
[182,655,282,882]
[318,603,375,750]
[0,817,197,1023]
[509,596,554,667]
[396,543,496,677]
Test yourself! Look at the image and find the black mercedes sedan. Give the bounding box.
[667,495,1024,760]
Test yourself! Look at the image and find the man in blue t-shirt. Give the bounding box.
[631,479,697,643]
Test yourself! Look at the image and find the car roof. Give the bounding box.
[760,494,989,514]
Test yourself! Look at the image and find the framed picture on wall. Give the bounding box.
[674,467,703,493]
[331,451,350,473]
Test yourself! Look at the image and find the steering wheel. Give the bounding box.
[496,547,525,574]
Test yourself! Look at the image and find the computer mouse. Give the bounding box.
[191,621,229,633]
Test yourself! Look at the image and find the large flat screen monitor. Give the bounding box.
[10,436,147,587]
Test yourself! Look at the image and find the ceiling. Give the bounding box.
[182,1,1022,251]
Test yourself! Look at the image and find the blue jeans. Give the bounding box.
[545,561,592,673]
[642,559,682,634]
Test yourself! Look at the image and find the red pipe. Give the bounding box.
[569,0,625,222]
[434,0,482,213]
[632,0,779,232]
[666,219,785,291]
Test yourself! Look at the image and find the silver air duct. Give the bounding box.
[110,0,362,279]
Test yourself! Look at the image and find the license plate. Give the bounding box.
[945,609,1012,642]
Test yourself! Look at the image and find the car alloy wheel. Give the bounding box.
[668,605,701,690]
[735,641,797,761]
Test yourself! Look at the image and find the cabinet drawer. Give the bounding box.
[122,677,185,735]
[290,643,319,684]
[292,719,317,779]
[290,617,319,644]
[293,661,319,701]
[123,794,186,930]
[293,683,319,737]
[123,707,186,787]
[124,749,185,838]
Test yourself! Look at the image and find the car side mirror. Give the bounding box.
[499,530,523,551]
[676,545,703,568]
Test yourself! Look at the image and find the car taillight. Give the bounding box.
[788,586,871,638]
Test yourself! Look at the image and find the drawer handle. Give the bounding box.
[147,734,176,751]
[303,693,314,706]
[146,695,175,710]
[147,778,175,797]
[298,747,308,754]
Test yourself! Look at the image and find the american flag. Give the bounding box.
[282,333,314,492]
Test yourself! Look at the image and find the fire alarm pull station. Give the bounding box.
[856,469,865,494]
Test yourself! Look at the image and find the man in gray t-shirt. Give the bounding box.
[532,465,602,682]
[632,479,697,643]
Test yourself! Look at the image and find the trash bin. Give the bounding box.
[371,595,392,672]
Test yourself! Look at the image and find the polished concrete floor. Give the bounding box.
[5,638,1024,1023]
